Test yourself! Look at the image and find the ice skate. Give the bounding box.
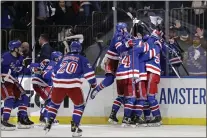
[135,116,148,127]
[121,117,131,127]
[71,121,82,137]
[44,118,54,134]
[17,116,31,129]
[1,120,16,131]
[25,116,34,127]
[39,114,46,125]
[147,116,162,127]
[130,114,137,128]
[108,109,119,124]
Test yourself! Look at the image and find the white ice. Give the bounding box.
[2,125,206,137]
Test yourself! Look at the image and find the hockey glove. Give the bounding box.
[40,59,50,70]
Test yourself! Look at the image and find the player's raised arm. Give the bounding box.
[82,58,97,88]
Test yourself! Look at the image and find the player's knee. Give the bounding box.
[4,98,15,108]
[50,100,61,110]
[74,104,85,115]
[147,95,156,103]
[104,74,115,85]
[117,95,124,103]
[124,97,136,106]
[21,94,29,105]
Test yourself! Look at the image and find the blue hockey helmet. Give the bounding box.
[8,40,21,51]
[51,51,63,62]
[116,22,127,32]
[69,41,82,53]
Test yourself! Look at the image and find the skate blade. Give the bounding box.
[108,118,118,125]
[72,132,82,137]
[17,124,31,129]
[136,124,148,127]
[45,129,50,135]
[121,123,128,127]
[1,126,16,131]
[147,122,161,127]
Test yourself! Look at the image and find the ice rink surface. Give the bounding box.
[2,125,206,137]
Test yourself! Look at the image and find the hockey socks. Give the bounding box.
[134,100,145,117]
[72,104,85,126]
[112,96,124,114]
[147,96,161,117]
[96,74,115,92]
[47,101,61,119]
[14,94,29,118]
[143,101,151,121]
[3,98,14,121]
[124,97,136,118]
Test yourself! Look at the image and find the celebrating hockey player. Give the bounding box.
[44,41,97,137]
[89,22,136,124]
[142,29,163,126]
[30,51,63,124]
[1,40,34,131]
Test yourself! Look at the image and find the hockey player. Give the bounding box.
[30,51,63,124]
[130,32,162,127]
[44,41,97,137]
[90,22,136,124]
[115,37,151,126]
[1,40,34,130]
[143,29,163,126]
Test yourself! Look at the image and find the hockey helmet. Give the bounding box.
[116,22,127,32]
[69,41,82,53]
[8,40,21,51]
[51,51,63,62]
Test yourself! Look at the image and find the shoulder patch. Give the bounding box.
[87,63,92,68]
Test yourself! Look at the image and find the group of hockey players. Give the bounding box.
[90,22,163,128]
[1,19,164,137]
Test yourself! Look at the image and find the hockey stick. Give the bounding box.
[85,41,104,105]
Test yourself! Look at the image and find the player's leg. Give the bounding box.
[90,58,118,99]
[13,82,34,128]
[44,87,65,132]
[37,86,57,124]
[108,79,124,124]
[122,78,136,127]
[68,88,85,137]
[32,84,49,101]
[146,72,162,126]
[1,82,16,130]
[133,80,148,127]
[143,101,151,123]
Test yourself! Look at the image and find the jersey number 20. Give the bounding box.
[122,55,130,68]
[57,61,78,74]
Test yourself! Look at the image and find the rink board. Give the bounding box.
[4,77,207,125]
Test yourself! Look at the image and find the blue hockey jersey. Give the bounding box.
[1,52,29,83]
[31,60,56,87]
[53,53,97,88]
[105,32,130,61]
[144,37,162,75]
[116,39,149,80]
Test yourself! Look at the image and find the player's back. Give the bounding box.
[53,53,90,88]
[116,49,140,80]
[145,37,161,75]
